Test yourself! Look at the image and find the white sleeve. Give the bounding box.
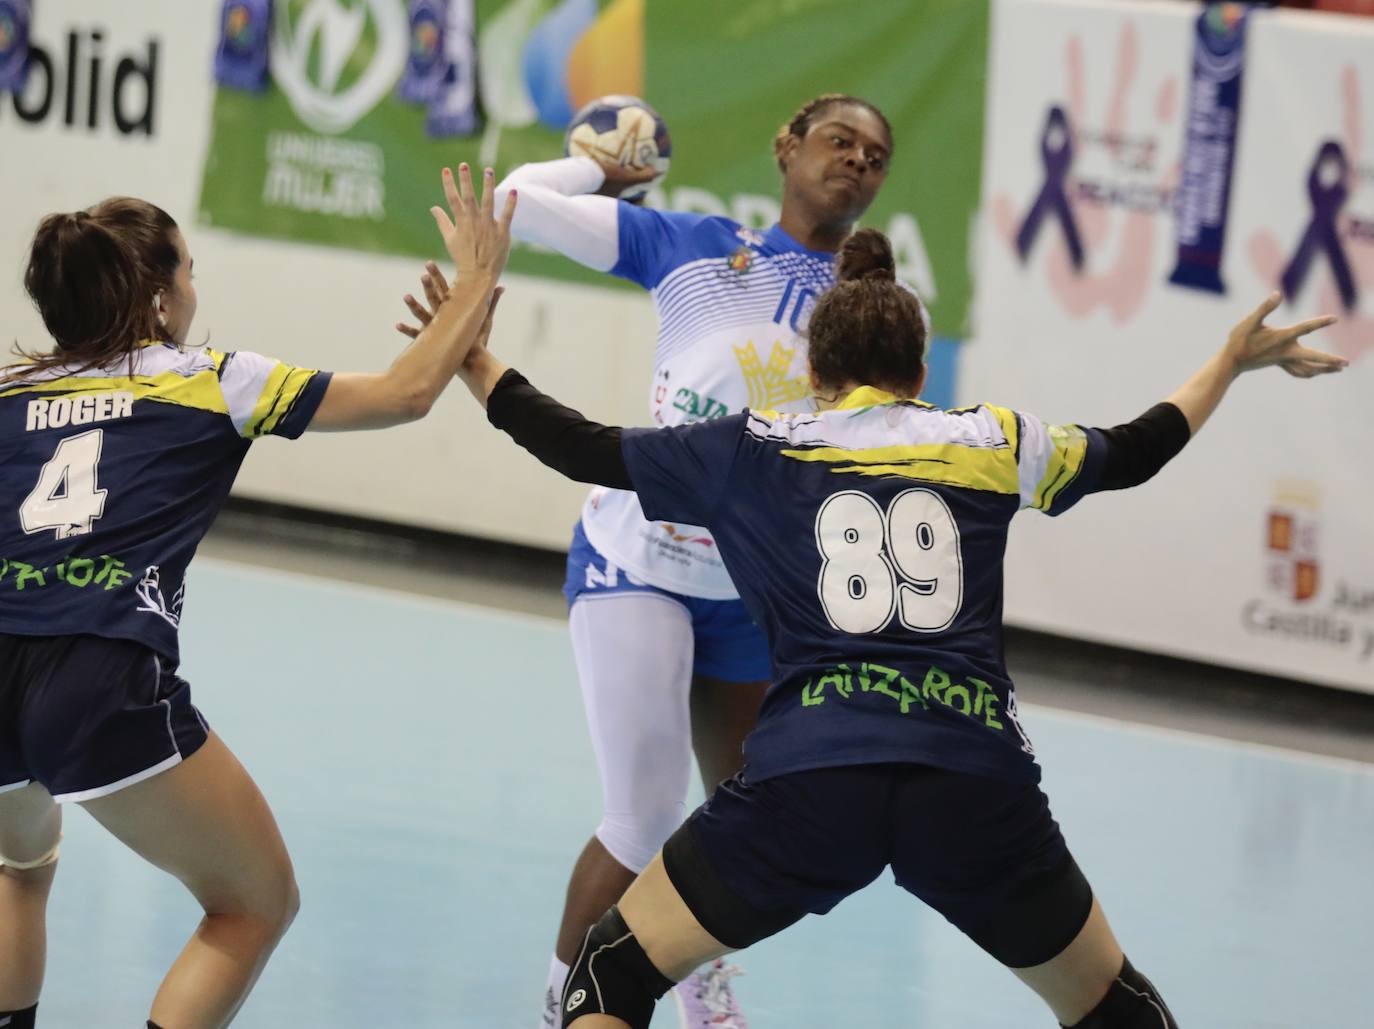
[493,157,621,272]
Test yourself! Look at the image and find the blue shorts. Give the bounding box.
[0,634,210,803]
[663,763,1093,969]
[562,521,771,683]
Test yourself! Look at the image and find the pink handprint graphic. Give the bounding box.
[992,23,1180,323]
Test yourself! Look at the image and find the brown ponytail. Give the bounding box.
[808,228,926,397]
[12,197,181,379]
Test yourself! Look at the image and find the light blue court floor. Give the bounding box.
[34,560,1374,1028]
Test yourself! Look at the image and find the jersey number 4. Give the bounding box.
[20,429,109,540]
[815,488,964,635]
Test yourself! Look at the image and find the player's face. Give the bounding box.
[789,106,891,223]
[160,229,198,345]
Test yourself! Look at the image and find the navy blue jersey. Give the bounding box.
[0,342,330,662]
[621,387,1107,784]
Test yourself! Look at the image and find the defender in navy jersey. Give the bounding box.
[456,228,1346,1028]
[428,93,903,1027]
[0,172,513,1029]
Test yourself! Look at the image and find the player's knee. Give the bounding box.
[562,906,674,1029]
[275,875,301,937]
[207,866,299,943]
[0,835,62,880]
[596,804,682,873]
[1065,957,1178,1028]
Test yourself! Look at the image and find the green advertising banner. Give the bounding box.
[199,0,987,333]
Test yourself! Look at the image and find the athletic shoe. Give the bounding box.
[673,959,749,1028]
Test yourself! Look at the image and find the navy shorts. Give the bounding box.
[0,634,210,803]
[562,521,771,683]
[663,763,1093,969]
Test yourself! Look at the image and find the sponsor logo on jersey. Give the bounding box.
[733,341,810,412]
[0,553,134,594]
[800,661,1027,746]
[135,564,185,628]
[672,387,728,421]
[658,524,714,548]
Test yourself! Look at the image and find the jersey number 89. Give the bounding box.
[814,488,964,635]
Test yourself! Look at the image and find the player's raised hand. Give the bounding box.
[395,261,450,340]
[1225,292,1347,377]
[430,164,517,281]
[593,161,658,200]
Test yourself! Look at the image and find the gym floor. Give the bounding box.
[32,503,1374,1028]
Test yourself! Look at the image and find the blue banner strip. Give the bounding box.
[1169,3,1251,295]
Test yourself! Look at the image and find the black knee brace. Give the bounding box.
[561,906,674,1028]
[1067,957,1179,1028]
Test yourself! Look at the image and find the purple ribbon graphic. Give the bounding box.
[1281,141,1357,312]
[1017,107,1085,270]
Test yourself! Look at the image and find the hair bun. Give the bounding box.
[837,228,896,283]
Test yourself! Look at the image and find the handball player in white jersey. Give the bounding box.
[402,93,896,1026]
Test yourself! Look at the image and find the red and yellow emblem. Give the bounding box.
[727,246,753,274]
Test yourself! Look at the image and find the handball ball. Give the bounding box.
[563,95,671,202]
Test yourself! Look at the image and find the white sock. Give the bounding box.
[541,954,571,1028]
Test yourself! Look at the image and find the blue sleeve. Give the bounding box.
[611,205,709,289]
[621,415,747,526]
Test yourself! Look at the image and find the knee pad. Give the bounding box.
[562,906,674,1029]
[0,834,61,871]
[1067,957,1179,1028]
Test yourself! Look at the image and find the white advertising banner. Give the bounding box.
[0,0,653,551]
[968,0,1374,693]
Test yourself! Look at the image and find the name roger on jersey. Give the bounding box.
[25,391,135,432]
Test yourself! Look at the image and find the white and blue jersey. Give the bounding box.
[581,208,838,599]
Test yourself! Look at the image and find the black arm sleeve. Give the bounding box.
[1092,402,1191,492]
[485,368,634,490]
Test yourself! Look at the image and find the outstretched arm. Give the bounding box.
[1165,292,1342,435]
[309,165,516,431]
[1026,294,1345,513]
[490,156,655,272]
[454,342,632,489]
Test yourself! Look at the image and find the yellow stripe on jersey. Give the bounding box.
[258,365,318,437]
[1032,423,1090,511]
[0,369,229,417]
[243,362,294,438]
[780,442,1021,494]
[834,386,937,413]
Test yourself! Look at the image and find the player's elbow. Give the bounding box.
[397,385,436,421]
[384,372,440,423]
